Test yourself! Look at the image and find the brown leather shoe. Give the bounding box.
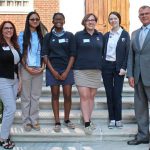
[32,123,40,131]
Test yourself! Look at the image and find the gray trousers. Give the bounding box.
[0,78,18,139]
[21,68,43,125]
[134,77,150,141]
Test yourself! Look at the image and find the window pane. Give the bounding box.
[15,1,22,6]
[0,0,30,7]
[0,1,5,6]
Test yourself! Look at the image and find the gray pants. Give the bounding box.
[0,78,18,139]
[134,77,150,141]
[21,68,43,125]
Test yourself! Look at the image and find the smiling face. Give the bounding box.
[29,13,40,30]
[2,22,14,40]
[52,14,65,31]
[139,7,150,26]
[85,15,96,31]
[109,14,120,29]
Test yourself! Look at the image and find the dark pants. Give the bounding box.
[102,61,124,121]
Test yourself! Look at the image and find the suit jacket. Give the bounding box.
[102,30,130,71]
[127,27,150,86]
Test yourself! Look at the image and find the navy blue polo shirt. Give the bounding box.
[74,30,103,70]
[42,31,76,69]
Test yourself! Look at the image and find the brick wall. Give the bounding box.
[0,0,59,34]
[34,0,59,32]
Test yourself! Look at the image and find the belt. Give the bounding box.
[105,60,116,64]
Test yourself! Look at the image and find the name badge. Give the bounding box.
[59,39,65,43]
[83,39,90,43]
[2,46,10,51]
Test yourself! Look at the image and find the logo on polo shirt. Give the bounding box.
[96,37,100,41]
[65,38,69,43]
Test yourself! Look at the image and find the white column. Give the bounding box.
[129,0,150,34]
[59,0,85,33]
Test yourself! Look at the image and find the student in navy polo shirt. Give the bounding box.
[42,13,76,132]
[102,12,130,129]
[73,13,103,135]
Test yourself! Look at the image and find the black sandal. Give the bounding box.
[7,139,15,147]
[0,139,15,149]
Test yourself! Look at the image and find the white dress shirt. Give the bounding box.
[106,27,123,61]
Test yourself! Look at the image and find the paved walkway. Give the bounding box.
[0,141,148,150]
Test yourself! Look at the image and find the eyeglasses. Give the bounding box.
[139,12,150,17]
[3,27,14,30]
[86,19,96,22]
[29,18,40,22]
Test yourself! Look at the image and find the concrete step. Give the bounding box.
[41,86,134,97]
[16,96,135,110]
[11,141,149,150]
[10,123,137,142]
[14,109,137,124]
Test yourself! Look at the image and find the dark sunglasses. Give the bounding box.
[29,18,40,22]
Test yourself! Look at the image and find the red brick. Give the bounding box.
[0,0,59,34]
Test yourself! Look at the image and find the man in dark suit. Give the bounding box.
[127,5,150,145]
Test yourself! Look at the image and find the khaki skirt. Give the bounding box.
[73,70,101,88]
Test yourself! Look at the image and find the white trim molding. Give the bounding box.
[0,0,34,14]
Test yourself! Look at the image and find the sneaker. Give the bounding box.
[54,124,61,132]
[32,123,40,131]
[84,126,93,135]
[64,120,75,129]
[116,121,123,128]
[24,124,32,132]
[108,120,115,129]
[90,121,96,130]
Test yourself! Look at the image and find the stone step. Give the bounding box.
[16,96,135,110]
[41,86,134,97]
[14,109,136,124]
[11,141,149,150]
[10,123,137,142]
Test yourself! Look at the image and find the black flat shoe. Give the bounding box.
[127,139,149,145]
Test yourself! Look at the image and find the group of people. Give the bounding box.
[0,5,150,149]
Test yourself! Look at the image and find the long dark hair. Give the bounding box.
[23,11,43,59]
[0,21,19,50]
